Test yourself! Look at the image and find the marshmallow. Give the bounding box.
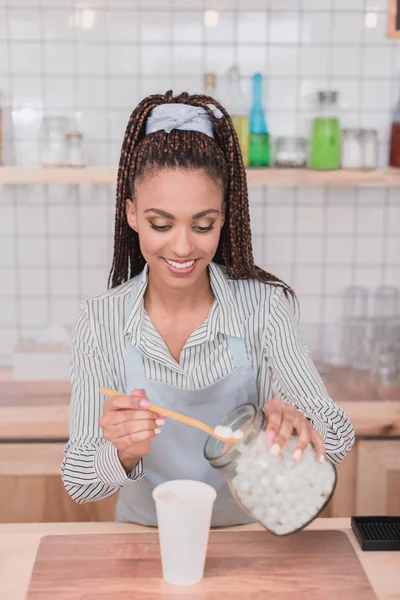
[231,434,335,536]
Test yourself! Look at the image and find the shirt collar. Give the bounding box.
[123,262,244,343]
[123,264,149,344]
[207,262,244,339]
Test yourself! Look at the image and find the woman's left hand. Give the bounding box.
[263,398,326,463]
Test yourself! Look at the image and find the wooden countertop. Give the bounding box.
[0,367,399,440]
[0,519,399,600]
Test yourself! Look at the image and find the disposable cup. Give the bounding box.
[152,479,217,586]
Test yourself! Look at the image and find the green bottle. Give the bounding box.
[249,73,270,167]
[310,91,341,170]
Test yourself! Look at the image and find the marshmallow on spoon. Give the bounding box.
[214,425,244,440]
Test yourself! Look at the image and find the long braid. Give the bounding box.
[109,90,295,299]
[108,93,169,287]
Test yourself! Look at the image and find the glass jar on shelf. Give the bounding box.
[204,404,337,536]
[362,129,378,170]
[40,116,69,167]
[273,136,307,168]
[66,132,86,167]
[341,128,363,169]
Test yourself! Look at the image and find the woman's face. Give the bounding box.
[126,169,225,290]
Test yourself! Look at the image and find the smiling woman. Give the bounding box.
[61,90,355,528]
[126,171,225,283]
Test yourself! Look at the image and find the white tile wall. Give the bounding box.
[0,0,399,368]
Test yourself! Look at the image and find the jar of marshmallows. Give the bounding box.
[204,403,337,536]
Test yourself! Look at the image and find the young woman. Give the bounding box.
[62,91,354,526]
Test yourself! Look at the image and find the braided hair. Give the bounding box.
[108,90,294,299]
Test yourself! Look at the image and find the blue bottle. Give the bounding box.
[249,73,270,167]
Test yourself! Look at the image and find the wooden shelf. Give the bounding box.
[1,166,400,187]
[0,166,116,185]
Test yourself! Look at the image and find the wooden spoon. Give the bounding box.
[100,387,240,444]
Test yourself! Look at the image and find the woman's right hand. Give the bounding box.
[99,389,164,473]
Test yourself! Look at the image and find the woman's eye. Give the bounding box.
[150,223,172,231]
[193,224,215,233]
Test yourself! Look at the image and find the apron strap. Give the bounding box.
[227,335,258,405]
[226,335,249,369]
[124,274,148,388]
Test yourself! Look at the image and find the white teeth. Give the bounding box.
[165,259,195,269]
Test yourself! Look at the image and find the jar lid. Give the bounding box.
[342,128,363,135]
[66,132,83,139]
[318,90,338,104]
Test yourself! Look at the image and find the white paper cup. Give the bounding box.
[152,479,217,586]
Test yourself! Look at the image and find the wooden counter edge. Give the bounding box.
[1,400,399,440]
[0,519,399,600]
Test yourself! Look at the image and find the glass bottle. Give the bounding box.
[224,65,249,167]
[40,116,69,166]
[389,95,400,167]
[249,73,270,167]
[0,90,2,165]
[310,91,341,170]
[341,286,370,370]
[204,72,216,98]
[204,403,337,536]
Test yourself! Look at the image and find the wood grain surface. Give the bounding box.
[27,530,378,599]
[1,368,400,440]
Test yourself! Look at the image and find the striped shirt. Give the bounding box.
[61,262,355,505]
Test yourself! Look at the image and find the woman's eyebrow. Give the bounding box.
[143,208,220,219]
[192,209,220,218]
[144,208,175,219]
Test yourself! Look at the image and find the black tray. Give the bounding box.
[351,516,400,551]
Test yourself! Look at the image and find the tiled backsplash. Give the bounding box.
[0,0,400,368]
[1,184,399,367]
[1,0,400,165]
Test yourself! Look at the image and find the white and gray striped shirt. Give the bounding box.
[61,262,355,505]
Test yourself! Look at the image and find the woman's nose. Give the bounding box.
[171,228,195,257]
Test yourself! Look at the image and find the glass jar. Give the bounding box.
[370,340,400,387]
[204,404,337,536]
[273,137,307,168]
[310,91,341,170]
[66,132,86,167]
[341,286,371,370]
[341,129,362,169]
[40,117,69,166]
[362,129,378,170]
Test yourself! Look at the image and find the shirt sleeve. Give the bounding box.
[262,287,355,464]
[61,300,144,504]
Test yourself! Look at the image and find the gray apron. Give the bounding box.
[116,275,259,527]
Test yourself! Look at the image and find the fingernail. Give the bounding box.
[139,399,150,408]
[266,430,275,444]
[156,418,165,426]
[293,449,302,461]
[154,428,161,435]
[270,443,280,456]
[319,455,325,464]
